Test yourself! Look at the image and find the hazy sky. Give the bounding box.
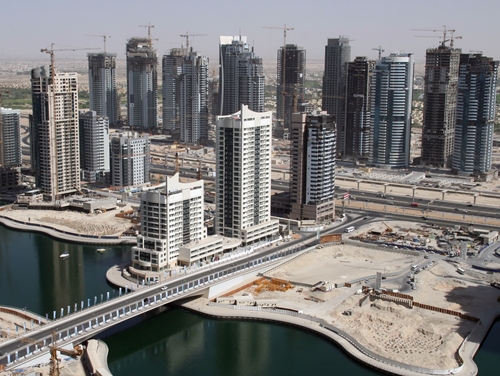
[2,0,499,68]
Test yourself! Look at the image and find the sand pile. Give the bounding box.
[332,300,470,369]
[433,279,467,292]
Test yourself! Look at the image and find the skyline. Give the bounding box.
[1,0,500,67]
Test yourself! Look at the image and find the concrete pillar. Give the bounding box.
[473,194,478,204]
[442,190,447,200]
[412,187,416,201]
[384,184,389,194]
[357,181,361,190]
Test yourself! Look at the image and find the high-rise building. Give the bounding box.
[344,57,375,160]
[131,173,218,272]
[0,107,22,167]
[219,36,264,116]
[180,51,209,144]
[126,38,158,130]
[369,53,414,169]
[215,105,279,244]
[452,53,499,176]
[276,44,306,134]
[110,132,150,188]
[30,66,80,201]
[162,48,209,144]
[162,48,187,134]
[88,52,120,126]
[322,37,350,156]
[421,45,461,168]
[290,112,336,222]
[79,111,110,183]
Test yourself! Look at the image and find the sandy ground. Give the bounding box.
[229,233,500,370]
[0,205,135,236]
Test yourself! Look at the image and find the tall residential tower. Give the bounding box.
[219,36,264,116]
[369,53,414,169]
[290,112,336,222]
[421,45,461,167]
[79,111,110,183]
[126,38,158,130]
[30,66,81,201]
[88,53,120,125]
[322,37,350,157]
[215,105,279,244]
[452,53,498,176]
[0,107,22,168]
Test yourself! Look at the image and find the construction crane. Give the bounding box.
[86,34,111,53]
[412,25,462,48]
[180,32,208,52]
[372,45,384,60]
[263,24,294,126]
[139,22,158,47]
[41,43,98,80]
[382,222,393,233]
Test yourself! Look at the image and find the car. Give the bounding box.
[421,216,427,220]
[454,207,459,211]
[389,201,395,205]
[410,202,419,207]
[388,197,394,200]
[363,216,369,220]
[467,203,473,207]
[424,255,429,259]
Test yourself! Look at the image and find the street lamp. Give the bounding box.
[426,201,434,217]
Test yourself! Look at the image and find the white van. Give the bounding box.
[345,226,355,233]
[456,267,465,275]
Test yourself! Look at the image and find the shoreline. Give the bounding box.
[179,297,496,376]
[0,214,136,245]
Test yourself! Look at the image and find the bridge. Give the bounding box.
[0,237,318,371]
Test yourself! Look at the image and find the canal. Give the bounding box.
[0,222,497,375]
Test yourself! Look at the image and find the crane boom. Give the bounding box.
[411,25,460,48]
[139,22,156,47]
[180,32,208,51]
[86,34,111,53]
[372,45,384,60]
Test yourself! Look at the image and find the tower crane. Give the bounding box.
[86,34,111,53]
[180,32,208,52]
[263,24,294,126]
[139,22,158,47]
[372,45,384,60]
[41,43,98,80]
[412,25,462,48]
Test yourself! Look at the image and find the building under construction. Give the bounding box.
[421,45,461,168]
[126,38,158,131]
[110,132,150,189]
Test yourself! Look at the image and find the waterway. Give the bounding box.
[0,223,498,375]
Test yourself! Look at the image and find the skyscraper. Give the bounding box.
[88,52,120,126]
[0,107,21,167]
[179,51,209,144]
[79,111,110,183]
[276,44,306,134]
[452,53,498,176]
[290,112,336,222]
[421,45,461,167]
[369,53,414,169]
[162,48,187,135]
[126,38,158,130]
[344,57,375,160]
[219,36,264,116]
[30,66,80,201]
[322,37,350,156]
[215,105,279,244]
[110,132,150,188]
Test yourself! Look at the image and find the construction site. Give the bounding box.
[212,219,500,370]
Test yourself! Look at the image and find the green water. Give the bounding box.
[0,224,498,375]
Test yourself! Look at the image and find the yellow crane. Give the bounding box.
[139,22,158,47]
[180,32,208,52]
[382,222,393,233]
[412,25,462,48]
[372,45,384,60]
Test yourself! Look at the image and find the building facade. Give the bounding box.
[110,132,150,188]
[421,45,461,168]
[215,105,279,244]
[369,53,414,169]
[344,57,375,160]
[290,112,336,222]
[0,107,22,167]
[126,38,158,130]
[131,174,207,272]
[276,44,306,135]
[219,36,264,116]
[30,66,80,201]
[162,48,187,135]
[79,111,110,183]
[452,53,499,176]
[322,37,350,156]
[88,53,120,126]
